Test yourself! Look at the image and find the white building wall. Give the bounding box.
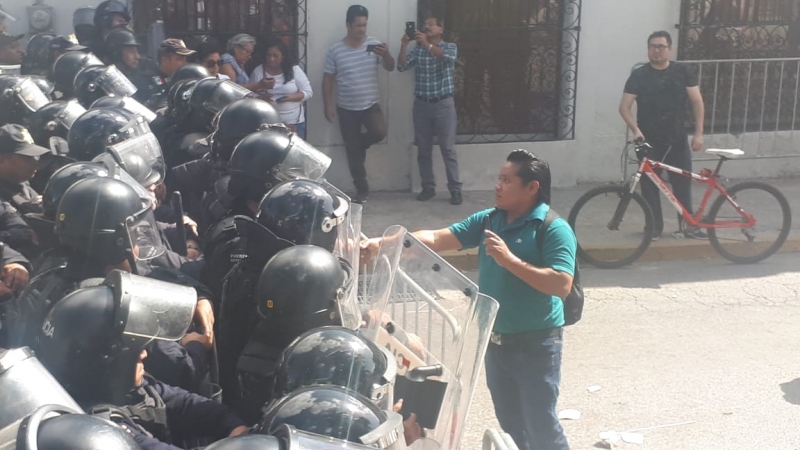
[13,0,800,190]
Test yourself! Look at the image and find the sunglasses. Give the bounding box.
[205,60,221,68]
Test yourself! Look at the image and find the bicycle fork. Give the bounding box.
[608,173,643,231]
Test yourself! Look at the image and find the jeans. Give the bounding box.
[337,103,387,193]
[413,97,461,192]
[485,328,569,450]
[294,121,307,140]
[638,138,693,234]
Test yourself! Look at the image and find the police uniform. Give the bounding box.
[0,125,53,215]
[0,200,37,259]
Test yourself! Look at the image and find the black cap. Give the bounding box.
[346,5,368,22]
[0,124,52,156]
[50,35,86,52]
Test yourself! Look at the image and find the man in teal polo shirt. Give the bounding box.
[362,149,575,450]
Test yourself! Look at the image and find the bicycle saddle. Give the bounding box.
[705,148,744,159]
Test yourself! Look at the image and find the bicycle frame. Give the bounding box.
[628,156,757,229]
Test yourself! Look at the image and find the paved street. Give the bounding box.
[460,254,800,450]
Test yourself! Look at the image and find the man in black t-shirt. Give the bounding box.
[619,30,706,240]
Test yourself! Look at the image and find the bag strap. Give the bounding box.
[535,209,559,253]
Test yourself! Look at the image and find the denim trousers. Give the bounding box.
[485,327,570,450]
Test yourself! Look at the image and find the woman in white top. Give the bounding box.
[249,37,313,139]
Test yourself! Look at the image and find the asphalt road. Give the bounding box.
[460,253,800,450]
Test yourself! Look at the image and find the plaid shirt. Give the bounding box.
[398,40,457,99]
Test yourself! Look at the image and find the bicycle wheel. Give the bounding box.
[707,181,792,264]
[568,184,654,268]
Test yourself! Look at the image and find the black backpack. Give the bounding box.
[536,209,584,326]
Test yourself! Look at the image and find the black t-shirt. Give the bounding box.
[624,62,698,143]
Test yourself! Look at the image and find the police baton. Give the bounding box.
[171,191,188,256]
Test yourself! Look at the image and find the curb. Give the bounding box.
[442,236,800,271]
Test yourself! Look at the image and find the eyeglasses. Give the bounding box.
[205,60,221,68]
[236,45,253,56]
[648,44,670,51]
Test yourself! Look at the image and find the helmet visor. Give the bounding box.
[203,80,252,114]
[16,78,49,112]
[126,204,164,260]
[113,272,196,341]
[100,131,165,187]
[275,135,332,183]
[117,96,157,123]
[57,100,87,129]
[96,65,137,97]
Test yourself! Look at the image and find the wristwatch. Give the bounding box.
[428,44,434,52]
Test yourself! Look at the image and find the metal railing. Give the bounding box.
[482,428,519,450]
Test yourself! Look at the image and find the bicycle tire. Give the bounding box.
[707,181,792,264]
[568,184,654,268]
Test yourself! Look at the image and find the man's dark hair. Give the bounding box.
[507,149,551,205]
[346,5,368,24]
[647,30,672,47]
[425,13,444,27]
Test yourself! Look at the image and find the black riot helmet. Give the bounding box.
[51,51,104,99]
[94,0,130,30]
[90,95,157,123]
[204,435,285,450]
[188,78,252,132]
[73,7,97,45]
[66,107,135,160]
[36,271,196,405]
[54,177,163,265]
[166,78,198,122]
[170,63,210,85]
[24,99,86,147]
[0,76,50,125]
[210,98,281,162]
[227,130,332,203]
[73,64,137,108]
[41,161,109,220]
[104,28,140,66]
[20,33,56,76]
[274,326,394,407]
[256,179,350,252]
[7,405,141,450]
[258,385,385,443]
[256,245,357,337]
[29,75,55,99]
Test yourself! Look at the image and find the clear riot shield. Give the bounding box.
[362,234,499,450]
[322,180,363,330]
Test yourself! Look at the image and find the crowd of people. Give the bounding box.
[0,1,429,449]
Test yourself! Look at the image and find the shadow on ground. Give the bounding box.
[780,378,800,405]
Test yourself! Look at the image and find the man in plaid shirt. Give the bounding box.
[398,15,463,206]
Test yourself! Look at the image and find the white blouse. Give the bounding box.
[249,65,313,124]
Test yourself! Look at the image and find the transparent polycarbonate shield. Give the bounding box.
[204,80,252,113]
[57,100,86,128]
[361,225,407,341]
[98,131,165,187]
[274,134,332,183]
[16,77,49,112]
[106,271,195,342]
[0,65,21,76]
[125,203,165,260]
[96,65,137,97]
[362,234,499,450]
[116,96,157,123]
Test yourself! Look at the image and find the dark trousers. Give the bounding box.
[638,138,693,234]
[413,97,461,192]
[485,328,569,450]
[337,103,387,193]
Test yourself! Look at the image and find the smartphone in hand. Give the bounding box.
[406,21,416,39]
[366,44,378,53]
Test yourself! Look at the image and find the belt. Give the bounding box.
[415,94,452,103]
[489,327,561,346]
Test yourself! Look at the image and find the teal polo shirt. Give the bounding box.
[448,202,577,333]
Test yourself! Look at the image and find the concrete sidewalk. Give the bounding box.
[360,177,800,270]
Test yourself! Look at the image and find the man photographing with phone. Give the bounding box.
[398,14,463,206]
[323,4,395,204]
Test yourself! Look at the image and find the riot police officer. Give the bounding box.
[73,6,96,45]
[0,124,50,214]
[50,50,103,100]
[72,63,139,108]
[20,33,54,76]
[86,0,130,62]
[0,76,50,126]
[24,100,86,193]
[0,347,141,450]
[35,272,248,449]
[12,177,215,394]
